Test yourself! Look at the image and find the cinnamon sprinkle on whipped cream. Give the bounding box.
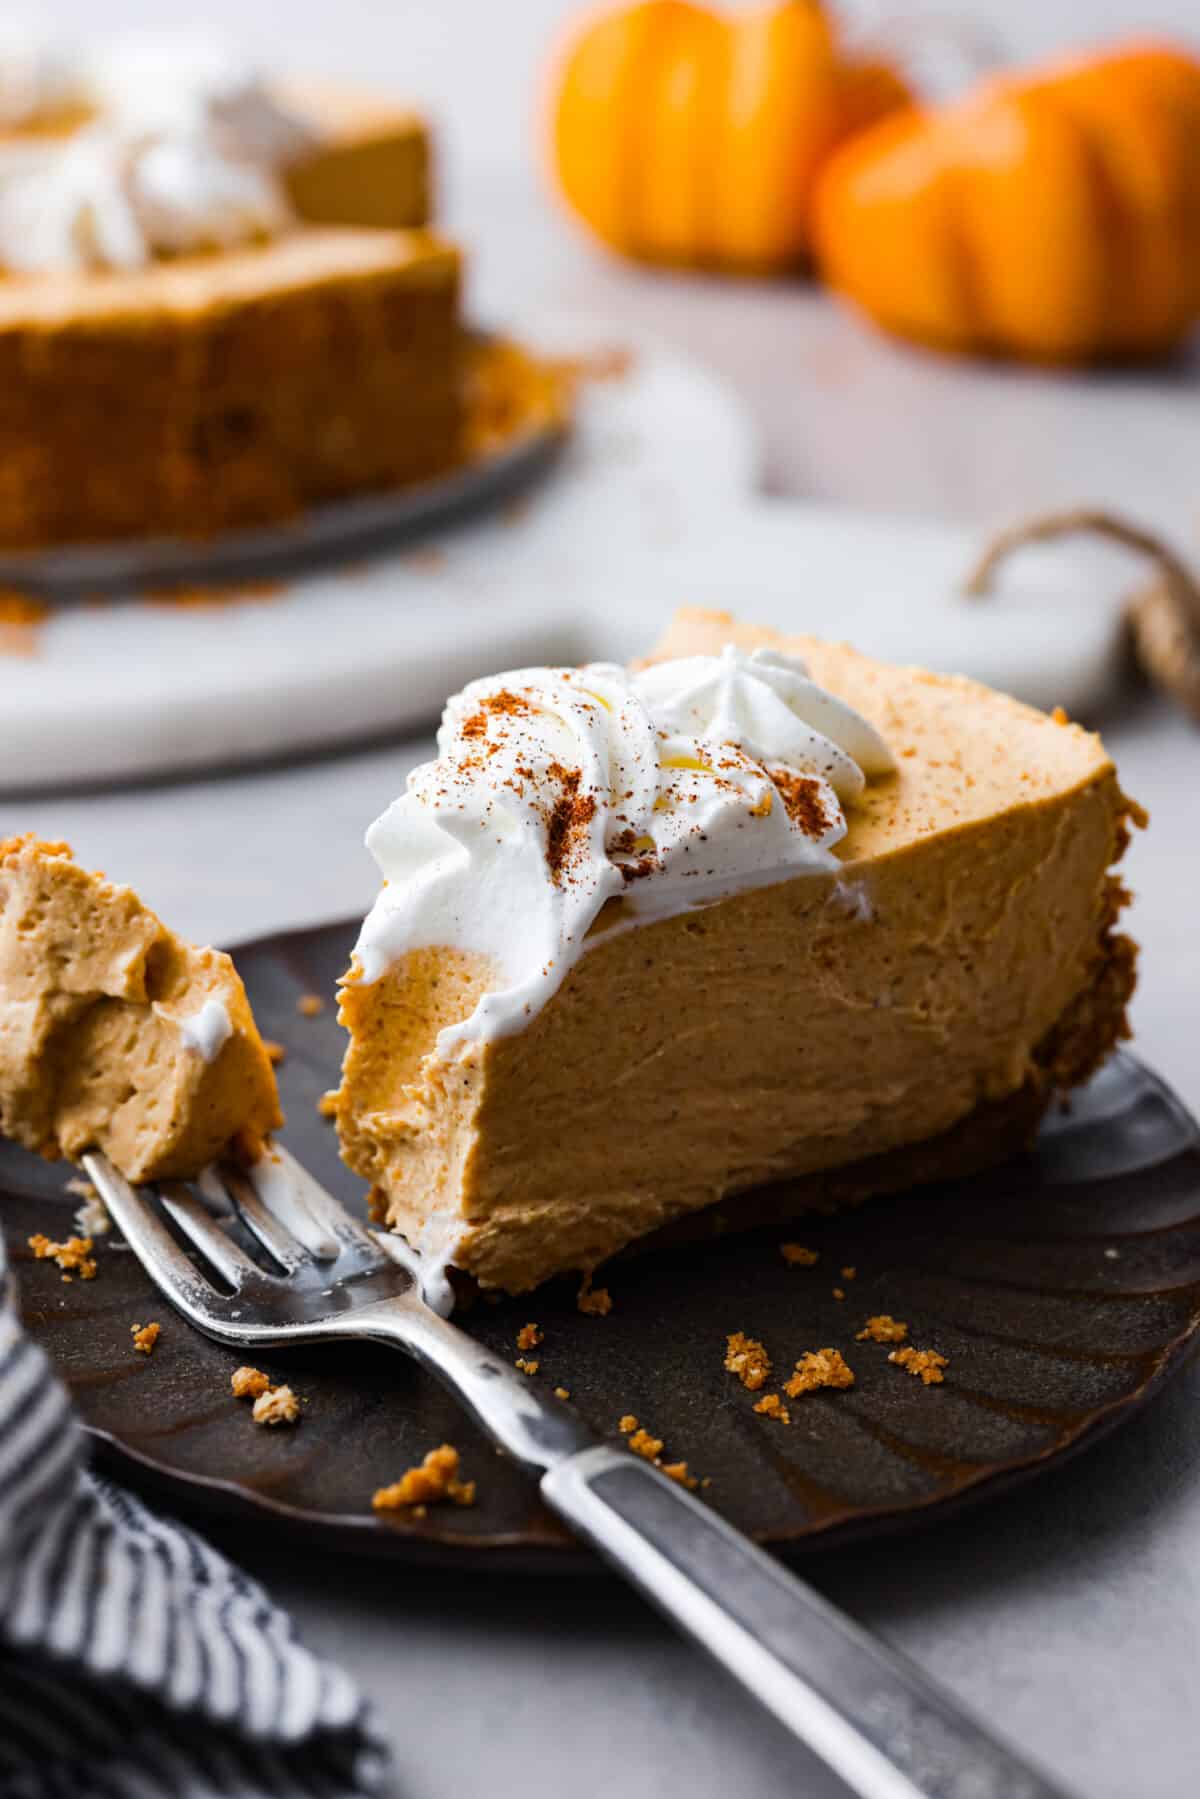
[351,645,894,1050]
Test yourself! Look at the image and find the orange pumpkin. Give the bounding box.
[814,39,1200,361]
[547,1,911,273]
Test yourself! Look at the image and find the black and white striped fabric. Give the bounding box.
[0,1244,387,1799]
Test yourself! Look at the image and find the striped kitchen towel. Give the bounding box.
[0,1243,387,1799]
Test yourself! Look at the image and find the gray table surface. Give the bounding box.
[5,172,1200,1798]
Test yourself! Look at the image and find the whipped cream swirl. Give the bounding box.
[354,645,895,1052]
[0,34,310,273]
[90,36,317,166]
[0,25,84,128]
[0,119,292,272]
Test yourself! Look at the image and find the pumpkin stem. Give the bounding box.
[963,509,1200,721]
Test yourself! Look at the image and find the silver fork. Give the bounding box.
[84,1143,1074,1799]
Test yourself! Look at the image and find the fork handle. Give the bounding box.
[542,1447,1073,1799]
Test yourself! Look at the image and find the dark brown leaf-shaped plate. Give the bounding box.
[5,918,1200,1569]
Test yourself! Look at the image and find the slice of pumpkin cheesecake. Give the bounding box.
[0,836,280,1182]
[334,611,1142,1296]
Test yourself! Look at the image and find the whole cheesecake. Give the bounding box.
[0,38,456,549]
[335,611,1142,1295]
[0,836,280,1181]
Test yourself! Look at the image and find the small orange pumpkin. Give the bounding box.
[814,38,1200,362]
[547,1,911,273]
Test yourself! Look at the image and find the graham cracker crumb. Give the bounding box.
[725,1331,771,1391]
[554,1386,571,1400]
[372,1444,475,1511]
[131,1321,161,1355]
[857,1314,908,1345]
[832,1288,846,1301]
[780,1243,818,1267]
[28,1233,96,1280]
[317,1090,339,1119]
[753,1393,791,1424]
[618,1414,638,1434]
[515,1357,540,1376]
[577,1278,612,1316]
[626,1423,700,1489]
[840,1266,857,1281]
[297,992,325,1017]
[890,1346,948,1385]
[516,1322,543,1351]
[231,1366,271,1400]
[253,1384,300,1426]
[1052,705,1069,725]
[784,1348,855,1398]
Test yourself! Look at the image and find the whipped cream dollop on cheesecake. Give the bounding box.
[0,24,85,129]
[352,645,895,1049]
[0,118,293,270]
[0,35,313,273]
[90,36,318,166]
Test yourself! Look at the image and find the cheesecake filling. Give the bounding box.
[0,836,281,1182]
[352,645,895,1051]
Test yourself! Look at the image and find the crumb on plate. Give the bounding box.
[753,1392,791,1423]
[28,1233,96,1280]
[780,1243,818,1267]
[372,1443,476,1511]
[130,1321,160,1355]
[889,1346,948,1385]
[231,1365,271,1400]
[515,1357,540,1376]
[725,1330,771,1391]
[856,1314,908,1345]
[516,1322,543,1351]
[784,1348,855,1398]
[252,1384,300,1426]
[577,1278,612,1316]
[297,992,325,1017]
[626,1424,699,1489]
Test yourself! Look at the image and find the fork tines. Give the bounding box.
[81,1142,384,1325]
